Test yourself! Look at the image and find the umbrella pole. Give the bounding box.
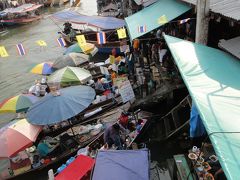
[68,120,75,136]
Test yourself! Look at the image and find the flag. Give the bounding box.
[138,25,146,33]
[57,37,66,47]
[76,35,86,47]
[36,40,47,46]
[109,55,115,64]
[0,46,9,57]
[157,15,168,25]
[16,43,26,56]
[179,18,191,24]
[96,32,106,44]
[117,28,127,39]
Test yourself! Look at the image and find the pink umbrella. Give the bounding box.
[0,119,42,158]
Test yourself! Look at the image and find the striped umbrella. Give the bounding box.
[0,119,42,158]
[48,66,92,87]
[0,94,39,113]
[64,43,97,55]
[30,62,54,75]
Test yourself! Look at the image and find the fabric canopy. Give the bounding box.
[164,34,240,180]
[125,0,190,40]
[52,10,125,29]
[92,149,149,180]
[55,155,95,180]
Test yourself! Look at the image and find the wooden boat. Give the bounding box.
[0,4,43,26]
[4,102,130,179]
[60,31,121,54]
[4,127,104,180]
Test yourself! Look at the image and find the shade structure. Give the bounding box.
[64,43,97,55]
[92,149,149,180]
[26,85,96,125]
[52,10,125,29]
[48,66,92,87]
[0,119,42,158]
[164,35,240,180]
[125,0,190,40]
[55,155,95,180]
[0,94,39,113]
[30,62,54,75]
[53,53,89,69]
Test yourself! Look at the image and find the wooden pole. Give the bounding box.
[195,0,210,45]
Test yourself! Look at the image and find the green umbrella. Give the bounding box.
[48,66,92,87]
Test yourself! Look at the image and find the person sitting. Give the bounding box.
[29,80,41,97]
[37,138,59,158]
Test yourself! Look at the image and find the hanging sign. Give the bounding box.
[76,35,86,47]
[117,28,127,39]
[118,80,135,103]
[157,15,168,25]
[0,46,9,57]
[36,40,47,46]
[16,44,26,56]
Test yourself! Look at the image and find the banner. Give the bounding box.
[0,46,9,57]
[16,44,26,56]
[138,25,147,33]
[157,15,168,25]
[117,28,127,39]
[118,80,135,103]
[97,32,106,44]
[57,37,66,47]
[36,40,47,46]
[76,35,86,47]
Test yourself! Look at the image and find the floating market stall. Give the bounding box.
[164,34,240,180]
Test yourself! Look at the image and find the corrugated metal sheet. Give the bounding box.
[219,36,240,59]
[181,0,240,21]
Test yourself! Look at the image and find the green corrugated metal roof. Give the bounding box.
[164,34,240,180]
[125,0,190,41]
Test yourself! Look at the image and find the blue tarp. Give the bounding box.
[92,149,149,180]
[52,10,125,30]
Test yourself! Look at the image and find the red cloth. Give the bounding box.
[55,155,95,180]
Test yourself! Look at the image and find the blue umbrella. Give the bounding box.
[26,85,95,125]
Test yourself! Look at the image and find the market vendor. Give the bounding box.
[104,123,126,150]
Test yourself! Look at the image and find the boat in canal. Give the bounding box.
[0,4,43,26]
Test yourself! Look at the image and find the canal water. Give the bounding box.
[0,0,98,126]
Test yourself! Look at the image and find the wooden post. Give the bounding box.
[195,0,210,45]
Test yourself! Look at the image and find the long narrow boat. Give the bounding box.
[4,102,130,179]
[0,4,43,26]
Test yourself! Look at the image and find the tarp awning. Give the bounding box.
[52,10,125,29]
[55,155,95,180]
[92,149,149,180]
[218,36,240,60]
[164,34,240,180]
[125,0,190,40]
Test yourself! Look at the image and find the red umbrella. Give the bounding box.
[0,119,42,158]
